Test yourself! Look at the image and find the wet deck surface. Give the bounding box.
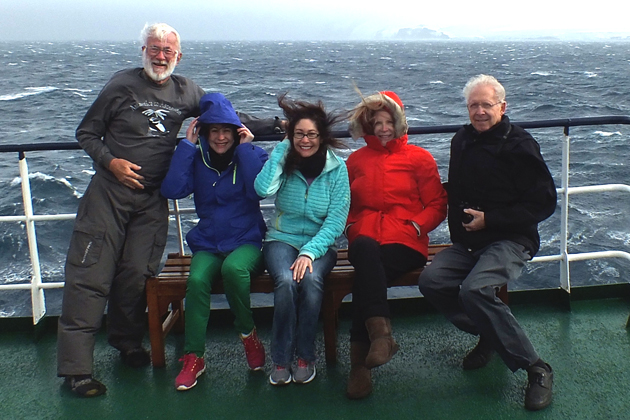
[2,294,630,420]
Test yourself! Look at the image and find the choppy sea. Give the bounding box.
[1,40,629,317]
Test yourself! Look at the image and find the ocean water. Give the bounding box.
[1,40,629,317]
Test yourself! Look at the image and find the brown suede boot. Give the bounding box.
[346,341,372,399]
[365,317,399,368]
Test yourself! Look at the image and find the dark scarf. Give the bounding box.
[298,148,327,179]
[208,141,238,173]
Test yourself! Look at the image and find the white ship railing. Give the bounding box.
[1,116,630,324]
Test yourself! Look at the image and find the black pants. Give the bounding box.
[348,236,427,343]
[57,174,168,376]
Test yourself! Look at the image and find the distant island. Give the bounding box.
[376,26,450,40]
[370,25,630,42]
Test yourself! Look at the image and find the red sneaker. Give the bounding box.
[175,353,205,391]
[240,328,266,371]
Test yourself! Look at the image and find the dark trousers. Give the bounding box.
[57,174,168,376]
[418,240,539,372]
[348,236,427,343]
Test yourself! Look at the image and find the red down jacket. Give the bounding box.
[345,91,447,258]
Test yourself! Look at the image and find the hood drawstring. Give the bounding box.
[199,139,237,184]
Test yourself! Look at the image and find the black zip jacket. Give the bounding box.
[446,116,557,256]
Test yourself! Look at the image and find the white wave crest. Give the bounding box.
[587,260,621,280]
[10,172,79,197]
[429,80,444,84]
[65,88,91,98]
[594,130,621,137]
[584,72,598,78]
[11,172,53,186]
[65,88,92,94]
[0,86,58,101]
[531,71,552,76]
[607,230,630,246]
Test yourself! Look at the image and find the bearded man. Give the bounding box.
[56,23,279,397]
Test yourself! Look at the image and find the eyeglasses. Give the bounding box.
[293,132,320,140]
[467,101,503,111]
[146,45,178,58]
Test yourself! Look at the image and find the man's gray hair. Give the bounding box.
[462,74,506,103]
[140,23,181,51]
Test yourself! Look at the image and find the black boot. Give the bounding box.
[120,347,151,368]
[462,336,494,370]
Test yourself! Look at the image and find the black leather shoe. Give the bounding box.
[65,375,107,398]
[462,337,494,370]
[524,363,553,411]
[120,347,151,368]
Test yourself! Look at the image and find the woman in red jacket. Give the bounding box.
[344,91,447,399]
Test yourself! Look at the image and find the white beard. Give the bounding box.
[142,52,177,83]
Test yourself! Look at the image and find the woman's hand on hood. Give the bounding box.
[186,117,200,144]
[238,125,254,143]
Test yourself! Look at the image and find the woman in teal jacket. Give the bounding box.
[255,95,350,386]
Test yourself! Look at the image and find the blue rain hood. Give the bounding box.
[198,93,242,127]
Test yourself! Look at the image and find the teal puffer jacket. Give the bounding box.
[254,139,350,260]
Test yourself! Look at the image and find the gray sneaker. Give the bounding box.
[269,364,292,386]
[293,358,316,384]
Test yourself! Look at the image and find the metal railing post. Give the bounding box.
[172,199,185,256]
[559,127,571,292]
[18,152,46,324]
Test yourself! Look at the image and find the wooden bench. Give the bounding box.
[146,244,507,367]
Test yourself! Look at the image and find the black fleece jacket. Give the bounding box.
[446,115,557,256]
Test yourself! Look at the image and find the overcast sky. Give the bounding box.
[1,0,628,41]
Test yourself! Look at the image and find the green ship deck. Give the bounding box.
[2,287,630,420]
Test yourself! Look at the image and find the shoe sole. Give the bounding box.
[175,367,206,391]
[293,366,316,384]
[176,380,198,391]
[269,374,292,386]
[525,399,552,411]
[69,378,107,398]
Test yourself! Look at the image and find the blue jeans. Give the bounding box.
[263,241,337,366]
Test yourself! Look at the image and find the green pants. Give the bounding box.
[184,245,264,357]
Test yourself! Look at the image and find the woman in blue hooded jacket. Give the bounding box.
[161,93,269,391]
[255,94,350,386]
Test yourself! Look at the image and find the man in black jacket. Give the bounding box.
[419,74,557,411]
